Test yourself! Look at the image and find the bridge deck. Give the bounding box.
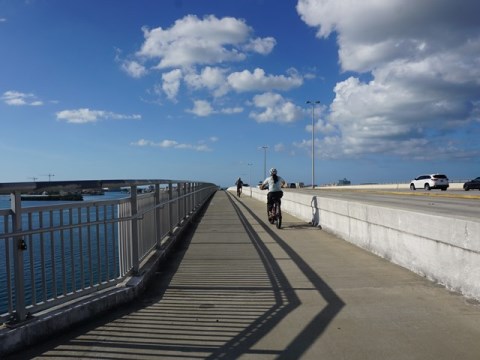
[9,190,480,359]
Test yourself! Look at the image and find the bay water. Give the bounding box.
[0,192,128,317]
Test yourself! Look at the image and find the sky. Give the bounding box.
[1,0,479,187]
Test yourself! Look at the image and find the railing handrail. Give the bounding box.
[1,179,217,325]
[0,179,199,194]
[0,185,218,241]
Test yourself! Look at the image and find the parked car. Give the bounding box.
[410,174,449,191]
[463,177,480,191]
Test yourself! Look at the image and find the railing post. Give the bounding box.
[193,182,197,208]
[130,186,139,275]
[168,182,173,235]
[187,182,193,214]
[11,191,26,322]
[183,182,187,219]
[154,184,161,248]
[177,182,181,223]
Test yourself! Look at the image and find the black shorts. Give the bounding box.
[267,191,283,205]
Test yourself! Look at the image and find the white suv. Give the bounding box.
[410,174,449,191]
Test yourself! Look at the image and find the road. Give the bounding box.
[288,188,480,221]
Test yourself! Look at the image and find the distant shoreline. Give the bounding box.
[20,194,83,201]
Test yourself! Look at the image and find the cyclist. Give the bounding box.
[235,177,244,196]
[260,168,286,223]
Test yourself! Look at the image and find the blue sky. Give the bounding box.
[1,0,479,187]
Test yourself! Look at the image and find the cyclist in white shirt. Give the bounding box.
[260,168,286,223]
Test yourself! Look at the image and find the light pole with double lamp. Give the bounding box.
[260,146,268,180]
[306,100,320,189]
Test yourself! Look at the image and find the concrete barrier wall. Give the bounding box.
[318,182,464,190]
[236,186,480,301]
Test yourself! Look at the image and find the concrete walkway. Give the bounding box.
[8,191,480,359]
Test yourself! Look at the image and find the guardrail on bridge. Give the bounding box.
[0,179,217,326]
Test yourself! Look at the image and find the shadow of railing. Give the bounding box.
[231,193,345,359]
[6,190,344,359]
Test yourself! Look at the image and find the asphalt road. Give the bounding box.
[288,188,480,221]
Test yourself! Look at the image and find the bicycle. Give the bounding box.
[237,187,242,197]
[269,198,282,229]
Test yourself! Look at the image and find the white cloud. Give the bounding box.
[249,92,304,123]
[296,0,480,159]
[220,107,243,114]
[305,104,337,135]
[0,18,6,23]
[184,100,242,117]
[123,15,287,103]
[184,66,230,97]
[228,68,303,93]
[243,37,277,55]
[274,143,286,152]
[131,137,215,152]
[181,66,302,100]
[161,69,183,101]
[131,139,153,147]
[187,100,214,117]
[121,60,147,78]
[56,108,141,124]
[137,15,275,69]
[2,91,43,106]
[159,140,179,148]
[131,139,178,148]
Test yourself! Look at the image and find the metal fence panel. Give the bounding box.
[0,180,217,324]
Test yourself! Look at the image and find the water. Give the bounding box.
[0,192,128,209]
[0,195,11,210]
[0,192,128,317]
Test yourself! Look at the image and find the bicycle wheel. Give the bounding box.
[275,217,281,229]
[268,208,274,223]
[275,202,282,229]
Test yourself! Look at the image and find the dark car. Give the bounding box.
[463,177,480,191]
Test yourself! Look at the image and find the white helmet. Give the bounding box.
[270,168,277,175]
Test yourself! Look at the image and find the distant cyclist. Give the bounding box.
[235,177,244,197]
[260,168,286,222]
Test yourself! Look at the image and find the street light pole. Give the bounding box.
[247,163,253,186]
[260,146,268,179]
[306,100,320,189]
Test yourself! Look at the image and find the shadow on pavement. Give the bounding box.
[8,191,344,359]
[230,193,345,360]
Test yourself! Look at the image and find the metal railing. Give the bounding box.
[0,179,217,325]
